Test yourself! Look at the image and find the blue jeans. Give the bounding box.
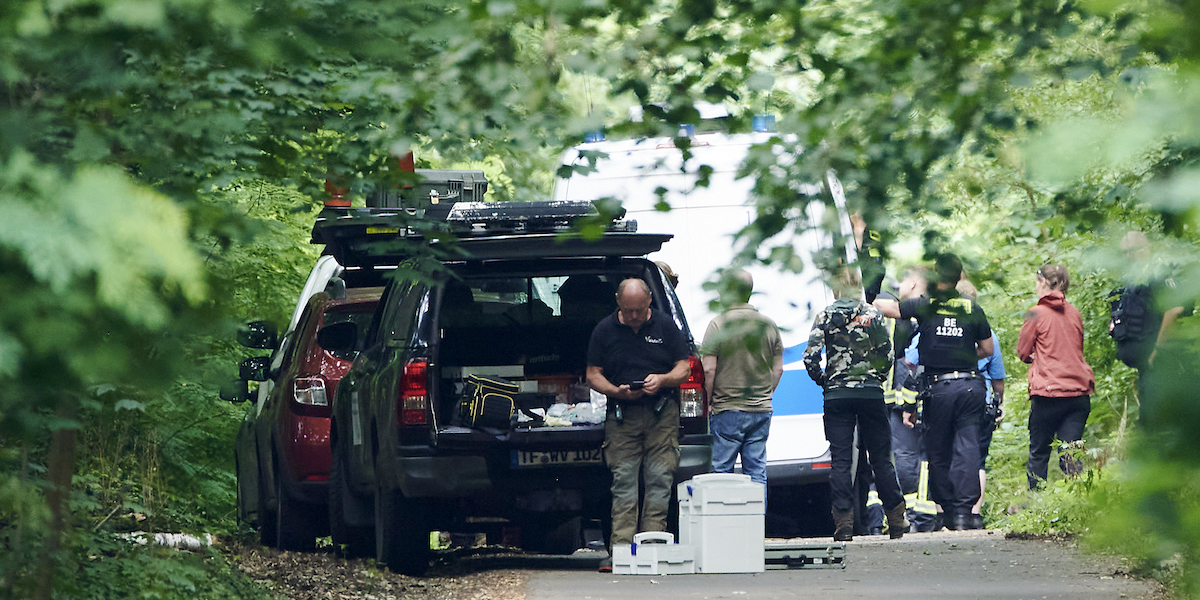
[710,410,772,486]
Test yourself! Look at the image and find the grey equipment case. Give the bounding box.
[763,542,847,569]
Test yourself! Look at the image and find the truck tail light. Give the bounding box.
[398,359,429,426]
[325,152,412,208]
[679,355,706,418]
[294,376,329,406]
[396,150,415,172]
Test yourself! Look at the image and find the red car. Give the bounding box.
[234,286,382,550]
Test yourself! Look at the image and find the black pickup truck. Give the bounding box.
[315,200,712,575]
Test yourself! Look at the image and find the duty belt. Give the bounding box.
[926,370,980,383]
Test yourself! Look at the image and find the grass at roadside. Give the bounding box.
[980,389,1191,597]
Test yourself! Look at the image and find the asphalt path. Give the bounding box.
[521,530,1161,600]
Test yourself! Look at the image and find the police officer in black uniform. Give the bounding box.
[874,254,994,531]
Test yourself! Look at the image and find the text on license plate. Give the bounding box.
[513,449,602,467]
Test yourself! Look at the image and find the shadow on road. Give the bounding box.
[429,547,605,576]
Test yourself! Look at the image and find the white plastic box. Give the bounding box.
[677,473,766,573]
[612,532,696,575]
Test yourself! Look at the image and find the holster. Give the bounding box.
[913,385,931,428]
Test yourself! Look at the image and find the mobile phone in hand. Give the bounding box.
[629,380,645,390]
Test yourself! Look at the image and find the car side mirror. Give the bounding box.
[220,378,252,403]
[317,321,358,354]
[239,356,272,382]
[238,320,279,350]
[325,276,347,300]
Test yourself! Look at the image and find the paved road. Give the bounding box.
[522,530,1160,600]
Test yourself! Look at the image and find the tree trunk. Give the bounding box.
[33,396,78,600]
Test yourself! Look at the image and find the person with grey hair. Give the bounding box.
[1110,231,1193,371]
[1018,265,1094,489]
[1111,231,1197,431]
[701,269,784,486]
[587,278,691,571]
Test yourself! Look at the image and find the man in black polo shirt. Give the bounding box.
[587,278,690,561]
[875,254,994,531]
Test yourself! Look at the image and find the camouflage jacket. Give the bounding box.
[803,298,893,399]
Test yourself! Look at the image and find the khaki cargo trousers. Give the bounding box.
[603,398,680,545]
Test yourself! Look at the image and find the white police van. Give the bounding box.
[553,119,843,536]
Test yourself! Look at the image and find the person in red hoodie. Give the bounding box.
[1017,265,1095,490]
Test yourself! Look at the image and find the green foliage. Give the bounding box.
[200,182,323,329]
[3,0,586,591]
[1086,452,1200,595]
[1000,1,1200,595]
[1006,476,1105,536]
[0,450,50,599]
[61,535,271,600]
[1,0,1199,596]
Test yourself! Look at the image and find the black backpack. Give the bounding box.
[1108,284,1152,367]
[456,374,519,429]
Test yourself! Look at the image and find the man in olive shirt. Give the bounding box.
[701,270,784,485]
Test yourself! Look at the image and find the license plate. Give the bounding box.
[512,448,603,468]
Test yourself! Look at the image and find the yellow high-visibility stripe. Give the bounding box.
[866,489,882,507]
[914,460,937,514]
[884,317,900,405]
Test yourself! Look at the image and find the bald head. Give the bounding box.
[616,278,651,300]
[731,269,754,303]
[1121,230,1149,251]
[616,278,653,331]
[956,279,978,300]
[1121,231,1150,261]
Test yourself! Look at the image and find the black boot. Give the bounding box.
[832,509,854,542]
[930,512,944,531]
[948,512,969,531]
[885,503,910,539]
[968,513,984,530]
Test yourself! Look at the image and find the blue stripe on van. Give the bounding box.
[782,342,808,365]
[772,342,824,417]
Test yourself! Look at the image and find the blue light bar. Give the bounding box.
[752,114,777,133]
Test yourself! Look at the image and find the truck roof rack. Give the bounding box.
[312,200,644,266]
[446,200,632,235]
